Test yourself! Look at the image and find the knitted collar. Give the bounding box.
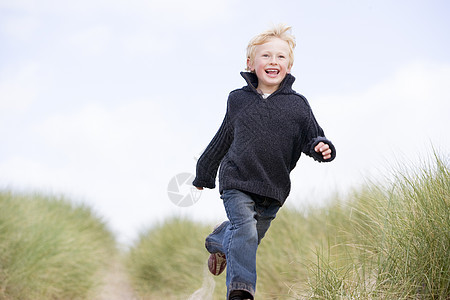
[240,71,296,95]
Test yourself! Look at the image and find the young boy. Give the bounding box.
[193,24,336,300]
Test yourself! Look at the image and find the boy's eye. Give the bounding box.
[262,54,270,57]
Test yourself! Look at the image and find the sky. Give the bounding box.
[1,0,449,245]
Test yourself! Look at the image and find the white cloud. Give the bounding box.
[0,15,40,40]
[0,63,40,111]
[33,99,174,181]
[0,156,55,188]
[67,26,111,56]
[321,61,450,149]
[0,0,235,23]
[140,0,234,23]
[122,32,175,56]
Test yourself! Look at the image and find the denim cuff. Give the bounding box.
[228,282,255,299]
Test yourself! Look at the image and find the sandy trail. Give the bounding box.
[92,258,138,300]
[91,258,215,300]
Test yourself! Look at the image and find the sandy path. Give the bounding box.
[92,258,138,300]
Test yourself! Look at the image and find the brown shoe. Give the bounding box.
[208,252,226,276]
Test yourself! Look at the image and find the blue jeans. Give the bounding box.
[205,189,281,299]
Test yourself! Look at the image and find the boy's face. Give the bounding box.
[247,37,292,94]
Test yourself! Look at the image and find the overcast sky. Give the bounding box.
[1,0,449,245]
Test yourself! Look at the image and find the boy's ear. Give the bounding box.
[246,58,254,72]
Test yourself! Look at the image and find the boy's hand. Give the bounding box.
[195,187,204,190]
[314,142,332,160]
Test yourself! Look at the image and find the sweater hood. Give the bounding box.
[240,71,296,94]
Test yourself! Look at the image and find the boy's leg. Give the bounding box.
[204,190,280,300]
[253,195,281,244]
[220,189,259,299]
[205,221,229,276]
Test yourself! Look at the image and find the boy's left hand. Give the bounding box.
[314,142,332,160]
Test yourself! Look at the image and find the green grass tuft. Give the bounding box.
[0,191,116,300]
[304,154,450,299]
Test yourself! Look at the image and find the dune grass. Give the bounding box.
[126,218,228,299]
[303,155,450,299]
[0,191,116,300]
[126,154,449,299]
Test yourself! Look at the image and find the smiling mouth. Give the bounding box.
[265,69,280,76]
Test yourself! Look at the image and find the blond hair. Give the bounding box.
[246,23,296,71]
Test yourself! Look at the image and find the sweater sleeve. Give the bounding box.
[192,111,233,189]
[302,109,336,163]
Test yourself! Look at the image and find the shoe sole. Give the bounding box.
[208,252,226,276]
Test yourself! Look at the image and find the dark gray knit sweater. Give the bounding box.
[193,72,336,205]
